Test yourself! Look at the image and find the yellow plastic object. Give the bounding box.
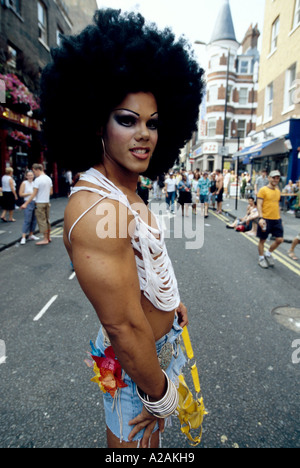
[175,326,207,446]
[181,326,194,360]
[190,363,201,394]
[176,374,207,447]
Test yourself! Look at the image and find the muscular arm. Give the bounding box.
[65,198,166,400]
[257,198,263,218]
[256,198,266,229]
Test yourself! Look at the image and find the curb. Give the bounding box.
[0,218,64,253]
[221,209,293,244]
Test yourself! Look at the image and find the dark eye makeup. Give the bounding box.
[114,114,159,130]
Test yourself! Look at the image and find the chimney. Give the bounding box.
[242,24,260,53]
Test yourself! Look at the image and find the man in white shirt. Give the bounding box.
[21,163,53,245]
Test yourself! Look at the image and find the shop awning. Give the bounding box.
[233,137,289,162]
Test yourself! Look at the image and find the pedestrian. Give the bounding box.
[164,172,177,214]
[1,167,18,222]
[191,172,200,214]
[288,234,300,261]
[177,174,192,216]
[21,164,53,245]
[18,170,39,244]
[209,172,217,210]
[256,170,284,269]
[215,169,224,213]
[197,171,211,218]
[240,172,246,199]
[254,169,268,198]
[156,174,165,200]
[40,9,204,449]
[223,170,231,198]
[137,175,152,205]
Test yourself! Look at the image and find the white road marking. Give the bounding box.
[33,295,58,322]
[69,272,76,280]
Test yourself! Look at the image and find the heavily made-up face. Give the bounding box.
[102,92,159,175]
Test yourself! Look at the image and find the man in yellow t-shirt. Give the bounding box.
[256,170,284,268]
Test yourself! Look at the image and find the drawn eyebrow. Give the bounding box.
[114,108,158,117]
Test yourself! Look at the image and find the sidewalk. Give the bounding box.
[0,197,68,252]
[1,195,298,252]
[221,196,299,243]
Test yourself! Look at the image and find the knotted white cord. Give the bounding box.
[69,168,180,312]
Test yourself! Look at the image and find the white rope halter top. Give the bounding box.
[68,168,180,312]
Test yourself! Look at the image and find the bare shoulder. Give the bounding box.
[64,191,135,254]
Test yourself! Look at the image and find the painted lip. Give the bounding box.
[129,147,151,160]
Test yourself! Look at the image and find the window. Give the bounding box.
[265,83,274,121]
[56,27,64,46]
[237,120,246,138]
[7,0,21,14]
[224,118,231,138]
[209,85,218,103]
[293,0,300,29]
[7,45,18,69]
[226,85,232,103]
[210,55,219,69]
[284,63,297,110]
[240,60,249,74]
[38,1,48,45]
[230,55,235,71]
[239,88,248,105]
[207,118,216,137]
[271,17,280,53]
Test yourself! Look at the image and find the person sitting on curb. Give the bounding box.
[226,196,258,232]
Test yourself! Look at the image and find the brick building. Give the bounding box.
[235,0,300,182]
[0,0,98,194]
[190,0,260,172]
[64,0,97,33]
[0,0,73,189]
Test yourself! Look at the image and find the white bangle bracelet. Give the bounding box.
[136,370,179,418]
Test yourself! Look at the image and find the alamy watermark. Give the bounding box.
[0,79,6,104]
[0,340,6,365]
[95,200,204,250]
[292,339,300,365]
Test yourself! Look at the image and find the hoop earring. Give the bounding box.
[101,137,106,157]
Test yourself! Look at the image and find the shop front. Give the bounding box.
[0,105,44,191]
[234,119,300,183]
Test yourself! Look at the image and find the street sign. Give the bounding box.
[219,146,229,156]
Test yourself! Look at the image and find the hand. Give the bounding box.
[128,406,164,448]
[258,218,265,228]
[176,302,188,328]
[20,203,27,210]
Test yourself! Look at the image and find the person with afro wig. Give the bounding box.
[41,9,205,448]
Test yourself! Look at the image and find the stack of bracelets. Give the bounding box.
[136,370,179,418]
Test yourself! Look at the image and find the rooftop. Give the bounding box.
[210,0,237,44]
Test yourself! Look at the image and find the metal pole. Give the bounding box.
[222,48,230,171]
[235,136,240,211]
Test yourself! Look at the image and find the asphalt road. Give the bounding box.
[0,208,299,449]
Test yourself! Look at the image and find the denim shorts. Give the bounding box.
[200,194,209,204]
[94,317,186,443]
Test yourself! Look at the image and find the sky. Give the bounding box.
[96,0,266,67]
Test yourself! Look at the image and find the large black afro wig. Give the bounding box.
[40,9,205,178]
